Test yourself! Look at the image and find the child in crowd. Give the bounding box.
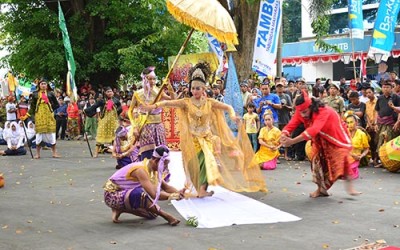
[252,111,282,170]
[243,103,260,151]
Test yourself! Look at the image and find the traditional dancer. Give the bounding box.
[103,145,183,225]
[142,62,267,198]
[253,110,281,170]
[112,124,140,169]
[345,114,369,179]
[280,90,361,197]
[128,66,174,160]
[22,79,60,159]
[84,87,121,157]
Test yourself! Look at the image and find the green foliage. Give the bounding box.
[311,16,341,53]
[282,0,301,43]
[0,0,208,87]
[309,0,342,53]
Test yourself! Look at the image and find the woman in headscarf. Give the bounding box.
[84,87,121,157]
[0,121,26,156]
[127,67,175,160]
[26,121,37,149]
[0,121,11,145]
[142,62,267,198]
[103,145,183,225]
[22,79,60,159]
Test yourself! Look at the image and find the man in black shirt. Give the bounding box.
[375,80,400,163]
[347,91,366,128]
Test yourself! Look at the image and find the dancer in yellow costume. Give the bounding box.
[142,63,267,197]
[253,110,282,170]
[84,87,121,157]
[23,80,60,159]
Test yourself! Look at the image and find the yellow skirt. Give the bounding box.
[35,103,56,134]
[96,109,119,144]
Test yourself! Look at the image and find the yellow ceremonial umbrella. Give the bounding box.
[152,0,238,102]
[166,0,238,45]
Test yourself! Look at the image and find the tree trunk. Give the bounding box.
[232,0,260,81]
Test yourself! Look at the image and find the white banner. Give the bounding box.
[206,33,224,75]
[252,0,282,76]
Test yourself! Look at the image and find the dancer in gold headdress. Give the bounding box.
[142,62,267,197]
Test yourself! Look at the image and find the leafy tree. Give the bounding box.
[0,0,207,88]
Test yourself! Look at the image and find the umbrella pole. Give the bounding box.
[130,28,194,149]
[153,28,195,103]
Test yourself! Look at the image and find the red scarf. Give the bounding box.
[106,99,114,111]
[41,92,49,104]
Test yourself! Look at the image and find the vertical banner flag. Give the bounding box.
[348,0,364,39]
[252,0,282,77]
[206,33,224,76]
[58,2,77,100]
[224,54,243,134]
[360,52,367,78]
[368,0,400,58]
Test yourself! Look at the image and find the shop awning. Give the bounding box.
[282,50,400,66]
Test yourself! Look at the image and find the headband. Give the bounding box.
[151,145,170,207]
[296,90,312,111]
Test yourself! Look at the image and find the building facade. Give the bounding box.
[282,0,400,82]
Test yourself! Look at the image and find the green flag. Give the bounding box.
[58,2,77,98]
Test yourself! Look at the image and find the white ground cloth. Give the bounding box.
[168,151,301,228]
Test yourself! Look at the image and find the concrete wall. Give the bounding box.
[301,62,333,82]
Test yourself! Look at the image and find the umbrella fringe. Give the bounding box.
[167,1,238,45]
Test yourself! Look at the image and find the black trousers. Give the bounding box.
[56,117,67,139]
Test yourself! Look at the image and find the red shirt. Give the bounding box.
[67,103,79,119]
[282,106,352,149]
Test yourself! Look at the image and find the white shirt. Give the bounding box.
[5,103,17,121]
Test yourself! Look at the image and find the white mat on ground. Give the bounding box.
[168,151,302,228]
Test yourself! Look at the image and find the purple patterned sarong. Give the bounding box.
[104,187,159,219]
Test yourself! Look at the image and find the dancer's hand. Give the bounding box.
[280,135,293,147]
[394,121,400,131]
[230,115,242,125]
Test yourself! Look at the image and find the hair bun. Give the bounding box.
[189,62,211,83]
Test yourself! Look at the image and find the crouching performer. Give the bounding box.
[103,145,183,226]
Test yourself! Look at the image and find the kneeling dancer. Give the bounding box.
[103,145,183,225]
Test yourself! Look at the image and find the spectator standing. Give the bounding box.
[243,103,260,151]
[365,86,378,166]
[276,82,293,160]
[83,96,98,139]
[374,80,400,166]
[254,83,281,127]
[323,83,345,117]
[347,91,366,128]
[5,96,17,122]
[54,97,68,140]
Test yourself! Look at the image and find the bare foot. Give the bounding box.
[112,209,122,223]
[52,154,61,158]
[34,155,40,159]
[93,152,98,158]
[309,189,329,198]
[374,164,382,168]
[197,190,214,198]
[168,219,181,226]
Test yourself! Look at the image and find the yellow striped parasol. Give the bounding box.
[166,0,238,45]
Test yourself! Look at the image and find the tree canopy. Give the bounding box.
[0,0,207,87]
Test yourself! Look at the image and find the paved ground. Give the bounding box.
[1,140,400,250]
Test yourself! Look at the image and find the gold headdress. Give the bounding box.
[188,62,211,86]
[263,109,273,118]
